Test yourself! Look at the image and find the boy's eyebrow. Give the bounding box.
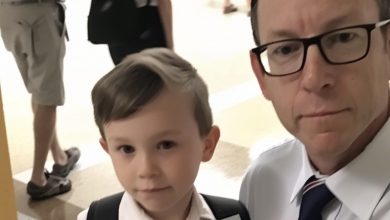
[151,129,183,139]
[106,136,131,143]
[107,129,183,142]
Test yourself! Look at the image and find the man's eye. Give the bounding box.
[325,32,357,46]
[271,43,301,56]
[277,46,294,55]
[337,33,355,42]
[157,141,176,150]
[118,145,135,154]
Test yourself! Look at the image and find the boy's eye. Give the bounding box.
[118,145,135,154]
[157,141,176,150]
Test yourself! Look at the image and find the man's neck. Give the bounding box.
[311,97,390,175]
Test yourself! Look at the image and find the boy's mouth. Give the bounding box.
[138,186,170,193]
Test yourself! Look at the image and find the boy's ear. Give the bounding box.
[250,51,271,100]
[202,126,220,162]
[99,137,109,153]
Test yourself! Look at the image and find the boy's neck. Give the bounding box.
[148,187,194,220]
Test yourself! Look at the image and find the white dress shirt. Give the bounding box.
[77,188,216,220]
[240,118,390,220]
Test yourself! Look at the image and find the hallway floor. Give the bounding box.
[0,0,291,219]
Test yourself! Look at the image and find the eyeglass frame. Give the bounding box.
[251,19,390,77]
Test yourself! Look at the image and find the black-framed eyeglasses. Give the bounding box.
[251,19,390,77]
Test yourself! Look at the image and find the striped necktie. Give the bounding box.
[298,176,335,220]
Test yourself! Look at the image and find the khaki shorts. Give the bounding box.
[0,1,66,106]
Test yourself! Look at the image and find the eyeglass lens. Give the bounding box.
[260,27,369,76]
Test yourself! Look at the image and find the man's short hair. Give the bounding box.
[249,0,390,46]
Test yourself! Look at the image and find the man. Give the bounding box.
[240,0,390,219]
[0,0,80,200]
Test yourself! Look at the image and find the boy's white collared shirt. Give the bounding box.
[119,189,216,220]
[77,188,219,220]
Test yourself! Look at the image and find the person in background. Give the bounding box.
[108,0,173,65]
[240,0,390,219]
[0,0,80,200]
[222,0,251,15]
[223,0,238,14]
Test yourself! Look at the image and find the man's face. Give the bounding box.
[100,88,218,217]
[252,0,390,171]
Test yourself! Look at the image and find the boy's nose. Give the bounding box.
[137,154,159,178]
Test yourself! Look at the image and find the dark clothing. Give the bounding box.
[108,6,166,65]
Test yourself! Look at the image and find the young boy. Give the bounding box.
[77,48,249,220]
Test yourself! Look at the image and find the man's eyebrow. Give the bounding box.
[265,15,351,43]
[267,30,298,41]
[322,15,351,30]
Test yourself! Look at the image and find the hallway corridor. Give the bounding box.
[0,0,290,219]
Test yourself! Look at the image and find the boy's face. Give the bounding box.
[100,87,220,217]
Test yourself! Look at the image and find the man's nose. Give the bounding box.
[300,45,335,93]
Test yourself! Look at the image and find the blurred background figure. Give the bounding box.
[223,0,238,14]
[222,0,251,15]
[108,0,174,65]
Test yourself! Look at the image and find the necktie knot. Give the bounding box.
[298,176,335,220]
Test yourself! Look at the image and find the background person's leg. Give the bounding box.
[50,132,67,166]
[30,102,57,186]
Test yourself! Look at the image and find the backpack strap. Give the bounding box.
[201,194,250,220]
[85,192,250,220]
[86,192,124,220]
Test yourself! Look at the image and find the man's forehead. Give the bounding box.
[256,0,378,40]
[256,0,377,22]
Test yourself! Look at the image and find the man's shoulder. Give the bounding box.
[253,137,301,163]
[244,137,303,178]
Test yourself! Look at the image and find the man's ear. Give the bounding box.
[201,126,220,162]
[250,51,271,100]
[383,25,390,80]
[99,137,109,153]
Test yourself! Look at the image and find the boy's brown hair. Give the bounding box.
[92,48,213,139]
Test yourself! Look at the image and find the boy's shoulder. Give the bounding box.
[201,193,250,220]
[85,192,250,220]
[86,192,123,220]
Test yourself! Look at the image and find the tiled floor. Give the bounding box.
[0,0,290,219]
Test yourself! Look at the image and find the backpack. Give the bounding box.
[87,0,150,44]
[86,192,250,220]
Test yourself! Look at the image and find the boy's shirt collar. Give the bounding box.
[187,188,216,220]
[120,188,216,220]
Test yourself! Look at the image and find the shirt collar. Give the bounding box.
[120,192,152,220]
[327,118,390,220]
[290,142,316,203]
[119,188,216,220]
[288,118,390,219]
[187,188,216,220]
